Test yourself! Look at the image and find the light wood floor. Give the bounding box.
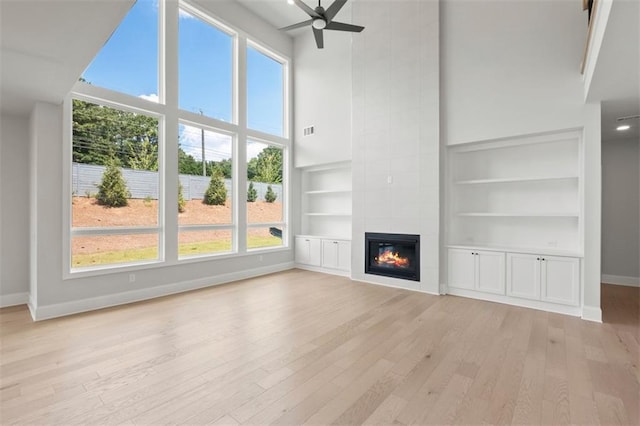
[1,271,638,425]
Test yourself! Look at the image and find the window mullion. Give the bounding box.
[164,0,179,263]
[237,36,248,254]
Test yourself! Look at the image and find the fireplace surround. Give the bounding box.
[365,232,420,281]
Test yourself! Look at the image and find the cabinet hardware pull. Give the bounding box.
[537,257,540,260]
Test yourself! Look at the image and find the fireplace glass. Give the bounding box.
[365,233,420,281]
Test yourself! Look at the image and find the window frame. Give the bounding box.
[64,0,291,278]
[246,138,288,252]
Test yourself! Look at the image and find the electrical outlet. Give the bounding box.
[259,255,263,262]
[129,274,136,283]
[387,175,393,184]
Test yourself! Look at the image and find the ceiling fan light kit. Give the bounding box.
[280,0,364,49]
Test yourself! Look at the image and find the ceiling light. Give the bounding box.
[312,18,327,29]
[617,125,631,131]
[287,0,294,4]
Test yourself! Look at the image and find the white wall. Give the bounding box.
[350,0,440,294]
[293,23,352,167]
[0,114,30,306]
[601,138,640,283]
[441,0,587,145]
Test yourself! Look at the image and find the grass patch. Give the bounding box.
[72,236,283,268]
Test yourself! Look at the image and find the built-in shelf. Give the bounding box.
[447,130,583,255]
[448,244,583,258]
[456,212,579,218]
[300,161,352,240]
[455,175,579,185]
[304,213,351,217]
[304,189,352,195]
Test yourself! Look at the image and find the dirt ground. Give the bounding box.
[72,197,283,254]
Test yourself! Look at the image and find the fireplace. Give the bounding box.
[365,233,420,281]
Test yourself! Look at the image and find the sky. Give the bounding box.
[82,0,283,162]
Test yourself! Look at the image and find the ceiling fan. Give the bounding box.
[280,0,364,49]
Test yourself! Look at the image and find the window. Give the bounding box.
[247,140,284,250]
[178,124,234,258]
[179,8,233,121]
[82,0,158,101]
[247,45,285,136]
[71,99,161,268]
[69,0,290,273]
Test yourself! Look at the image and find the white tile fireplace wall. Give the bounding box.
[351,0,440,294]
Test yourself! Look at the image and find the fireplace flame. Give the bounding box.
[374,249,410,268]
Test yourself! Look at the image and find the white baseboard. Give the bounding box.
[581,305,602,323]
[32,262,295,321]
[294,263,350,278]
[0,292,29,308]
[447,287,583,318]
[601,274,640,287]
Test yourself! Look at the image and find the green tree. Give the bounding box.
[127,137,158,171]
[96,159,130,207]
[210,158,232,179]
[178,147,202,175]
[247,182,257,202]
[72,99,158,169]
[265,185,277,203]
[203,171,227,206]
[178,181,186,213]
[255,146,283,183]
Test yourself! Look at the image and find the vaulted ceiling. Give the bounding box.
[0,0,134,116]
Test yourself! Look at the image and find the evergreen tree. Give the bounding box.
[247,182,257,202]
[96,159,130,207]
[265,185,277,203]
[203,171,227,206]
[178,181,186,213]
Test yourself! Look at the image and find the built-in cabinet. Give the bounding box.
[448,249,505,295]
[449,248,580,307]
[295,236,350,275]
[296,162,352,275]
[507,253,580,306]
[446,131,583,315]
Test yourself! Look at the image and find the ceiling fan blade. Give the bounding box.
[279,19,313,31]
[325,21,365,32]
[312,27,324,49]
[293,0,321,18]
[325,0,347,22]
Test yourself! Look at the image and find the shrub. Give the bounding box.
[96,160,129,207]
[178,181,186,213]
[265,184,277,203]
[203,172,227,206]
[247,181,257,202]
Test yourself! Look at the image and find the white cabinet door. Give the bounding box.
[541,256,580,306]
[321,240,340,269]
[336,240,351,271]
[507,253,540,300]
[448,249,476,290]
[476,251,506,295]
[295,237,321,266]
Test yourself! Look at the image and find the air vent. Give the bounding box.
[303,125,315,136]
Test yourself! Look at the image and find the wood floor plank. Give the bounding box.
[0,273,638,425]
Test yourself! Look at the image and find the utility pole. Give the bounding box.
[200,109,206,177]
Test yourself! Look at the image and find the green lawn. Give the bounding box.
[72,236,283,268]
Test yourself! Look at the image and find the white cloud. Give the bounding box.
[247,141,267,160]
[179,124,232,161]
[139,93,159,103]
[179,8,195,19]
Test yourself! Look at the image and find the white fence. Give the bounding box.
[71,163,282,201]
